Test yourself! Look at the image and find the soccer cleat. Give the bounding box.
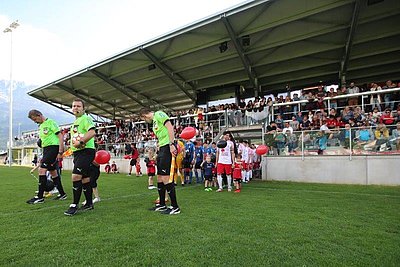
[234,189,241,193]
[161,207,181,215]
[54,194,67,200]
[93,197,101,203]
[81,200,87,206]
[148,185,156,190]
[26,196,44,204]
[228,188,232,192]
[64,204,78,216]
[208,188,213,192]
[80,203,94,211]
[216,188,223,192]
[127,174,131,176]
[149,204,167,211]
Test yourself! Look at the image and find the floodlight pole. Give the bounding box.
[3,20,19,167]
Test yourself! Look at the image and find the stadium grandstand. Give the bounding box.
[6,0,400,185]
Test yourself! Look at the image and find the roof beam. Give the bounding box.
[222,16,258,89]
[89,69,149,108]
[91,68,172,111]
[56,84,116,118]
[140,48,196,103]
[339,0,361,85]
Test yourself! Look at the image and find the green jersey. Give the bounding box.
[152,111,170,147]
[70,114,96,152]
[39,118,60,147]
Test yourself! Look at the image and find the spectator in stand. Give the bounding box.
[292,93,300,114]
[382,80,396,110]
[394,107,400,124]
[282,122,293,135]
[337,86,348,112]
[328,87,338,110]
[380,109,394,125]
[347,82,360,107]
[374,123,390,150]
[275,114,284,130]
[289,116,299,131]
[305,91,315,112]
[370,83,382,112]
[266,97,274,124]
[246,100,254,126]
[283,95,292,120]
[274,129,287,155]
[391,122,400,150]
[341,106,354,123]
[299,115,312,130]
[355,123,374,147]
[238,99,246,125]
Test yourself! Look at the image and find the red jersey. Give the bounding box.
[233,162,242,179]
[147,160,156,174]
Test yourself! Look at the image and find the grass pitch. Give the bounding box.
[0,166,399,266]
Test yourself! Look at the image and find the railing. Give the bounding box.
[264,124,400,159]
[271,87,400,121]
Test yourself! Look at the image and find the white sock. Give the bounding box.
[227,175,232,189]
[217,175,223,189]
[241,170,246,181]
[249,170,252,179]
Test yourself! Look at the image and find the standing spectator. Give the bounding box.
[238,98,247,125]
[382,80,396,110]
[347,82,360,107]
[337,86,348,111]
[370,83,382,112]
[328,87,338,110]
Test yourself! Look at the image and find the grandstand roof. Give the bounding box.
[28,0,400,120]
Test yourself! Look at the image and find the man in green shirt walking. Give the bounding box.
[64,99,97,216]
[140,107,181,215]
[26,110,67,204]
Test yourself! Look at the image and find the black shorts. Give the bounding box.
[72,148,96,178]
[204,174,213,181]
[148,172,155,177]
[89,164,100,188]
[130,158,137,166]
[41,145,59,171]
[157,145,172,176]
[234,178,242,183]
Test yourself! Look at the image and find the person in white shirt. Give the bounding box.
[282,122,294,135]
[216,131,235,192]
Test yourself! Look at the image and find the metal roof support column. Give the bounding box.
[222,16,258,90]
[339,0,361,86]
[140,48,196,103]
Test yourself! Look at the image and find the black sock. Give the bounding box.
[82,182,93,205]
[38,175,47,199]
[158,182,166,206]
[52,176,65,196]
[72,180,83,205]
[165,183,178,208]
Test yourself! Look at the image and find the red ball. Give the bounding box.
[95,150,111,164]
[179,126,196,140]
[256,145,268,156]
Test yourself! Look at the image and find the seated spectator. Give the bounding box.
[391,122,400,150]
[327,115,337,129]
[355,123,374,147]
[299,115,311,130]
[289,116,299,131]
[282,122,293,135]
[380,109,394,125]
[374,123,390,140]
[275,114,284,129]
[341,106,354,123]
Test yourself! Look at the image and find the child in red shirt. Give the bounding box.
[105,162,111,174]
[233,154,243,193]
[146,152,156,190]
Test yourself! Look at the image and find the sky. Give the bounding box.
[0,0,246,87]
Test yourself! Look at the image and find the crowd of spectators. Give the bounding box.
[17,80,400,156]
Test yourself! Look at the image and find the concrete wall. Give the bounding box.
[262,155,400,186]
